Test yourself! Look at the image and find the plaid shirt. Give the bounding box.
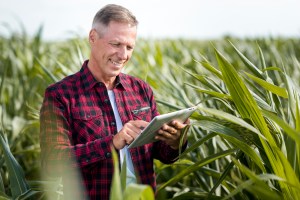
[40,60,183,200]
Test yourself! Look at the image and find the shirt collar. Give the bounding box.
[80,60,127,91]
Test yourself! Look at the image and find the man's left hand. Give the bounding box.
[155,119,190,150]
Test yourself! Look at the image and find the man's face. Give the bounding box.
[89,21,137,81]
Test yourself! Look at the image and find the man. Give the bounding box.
[40,4,188,200]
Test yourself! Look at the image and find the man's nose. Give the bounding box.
[117,47,127,60]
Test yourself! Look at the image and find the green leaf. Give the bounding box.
[224,157,282,200]
[0,194,10,200]
[15,189,42,200]
[285,74,300,130]
[229,41,264,79]
[0,173,5,195]
[197,120,265,171]
[157,149,236,191]
[110,148,123,200]
[245,72,288,98]
[185,83,231,100]
[262,110,300,144]
[215,47,300,199]
[0,133,29,199]
[194,59,223,79]
[124,184,154,200]
[178,129,217,159]
[197,107,262,137]
[35,57,59,83]
[181,67,224,93]
[171,191,222,200]
[120,154,127,192]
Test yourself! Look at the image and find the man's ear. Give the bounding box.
[89,29,97,44]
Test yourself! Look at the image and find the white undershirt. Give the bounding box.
[107,90,136,185]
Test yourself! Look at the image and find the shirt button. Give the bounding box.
[106,152,111,158]
[111,122,115,126]
[86,158,90,163]
[86,114,91,118]
[104,99,109,103]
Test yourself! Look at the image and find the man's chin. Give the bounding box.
[107,71,122,77]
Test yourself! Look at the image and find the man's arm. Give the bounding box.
[39,89,114,177]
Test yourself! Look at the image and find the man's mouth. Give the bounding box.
[110,59,122,66]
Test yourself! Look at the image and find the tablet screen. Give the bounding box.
[128,106,196,148]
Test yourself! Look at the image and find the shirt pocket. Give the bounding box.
[71,108,104,143]
[131,105,152,122]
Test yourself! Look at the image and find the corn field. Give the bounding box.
[0,25,300,199]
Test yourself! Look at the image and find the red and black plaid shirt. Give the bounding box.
[40,60,183,199]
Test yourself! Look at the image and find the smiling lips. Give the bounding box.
[111,60,122,65]
[110,59,125,70]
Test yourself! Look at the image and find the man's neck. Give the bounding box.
[87,60,116,90]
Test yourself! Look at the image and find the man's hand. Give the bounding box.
[155,119,190,150]
[112,120,149,150]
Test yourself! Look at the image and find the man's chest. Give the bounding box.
[66,89,152,144]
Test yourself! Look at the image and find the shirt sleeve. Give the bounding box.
[39,88,114,177]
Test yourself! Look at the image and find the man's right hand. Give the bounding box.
[112,120,149,150]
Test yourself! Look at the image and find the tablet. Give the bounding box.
[128,106,197,148]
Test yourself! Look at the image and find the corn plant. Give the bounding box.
[110,148,155,200]
[151,41,300,199]
[1,24,300,199]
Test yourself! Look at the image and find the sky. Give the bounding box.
[0,0,300,40]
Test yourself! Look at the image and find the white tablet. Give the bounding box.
[128,106,197,148]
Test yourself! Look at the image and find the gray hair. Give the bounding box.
[92,4,138,32]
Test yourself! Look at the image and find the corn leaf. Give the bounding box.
[0,174,5,195]
[157,149,236,191]
[0,192,10,200]
[35,58,59,83]
[178,131,217,159]
[229,41,264,79]
[262,110,300,144]
[0,133,29,199]
[185,83,231,100]
[180,63,224,92]
[245,72,288,98]
[123,184,154,200]
[224,158,282,200]
[197,120,265,171]
[110,148,123,200]
[120,155,127,192]
[194,59,223,79]
[215,48,300,199]
[197,107,261,137]
[285,74,300,127]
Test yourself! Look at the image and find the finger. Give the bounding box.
[118,123,142,143]
[170,120,186,129]
[126,122,143,133]
[162,124,177,134]
[130,120,149,129]
[123,133,135,144]
[155,131,179,143]
[158,129,178,139]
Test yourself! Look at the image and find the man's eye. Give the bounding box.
[111,43,119,47]
[127,46,134,50]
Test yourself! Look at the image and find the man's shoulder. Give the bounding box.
[120,73,150,88]
[45,71,79,94]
